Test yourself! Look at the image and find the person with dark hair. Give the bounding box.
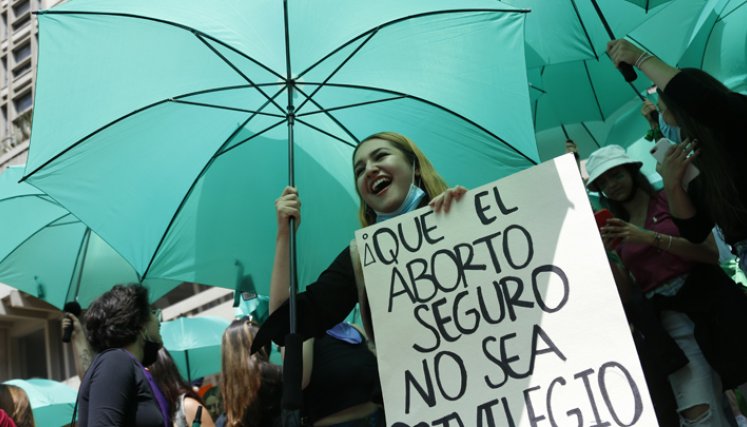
[587,145,747,426]
[607,38,747,273]
[0,385,33,427]
[77,284,168,427]
[149,348,215,427]
[219,317,282,427]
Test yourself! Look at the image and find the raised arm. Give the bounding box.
[607,39,679,90]
[62,313,94,378]
[269,186,301,314]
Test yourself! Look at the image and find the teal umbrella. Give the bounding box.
[0,166,179,309]
[161,316,230,383]
[3,379,76,427]
[21,0,537,299]
[535,97,650,160]
[530,0,710,132]
[625,0,674,12]
[677,0,747,90]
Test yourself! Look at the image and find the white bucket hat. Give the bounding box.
[586,145,642,192]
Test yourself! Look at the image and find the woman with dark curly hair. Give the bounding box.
[77,284,168,427]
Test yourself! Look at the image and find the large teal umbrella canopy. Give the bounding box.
[22,0,537,297]
[0,166,179,309]
[3,379,77,427]
[161,316,230,383]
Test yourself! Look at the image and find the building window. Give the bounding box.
[11,61,31,80]
[0,13,7,42]
[12,42,31,64]
[1,55,7,88]
[13,90,32,114]
[12,0,31,20]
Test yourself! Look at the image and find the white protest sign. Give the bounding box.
[354,155,656,427]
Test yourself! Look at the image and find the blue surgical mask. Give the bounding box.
[375,162,425,223]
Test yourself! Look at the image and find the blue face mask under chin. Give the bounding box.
[375,181,426,223]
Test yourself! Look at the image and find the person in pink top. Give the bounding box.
[587,145,747,427]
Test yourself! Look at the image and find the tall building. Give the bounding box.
[0,0,237,383]
[0,0,63,171]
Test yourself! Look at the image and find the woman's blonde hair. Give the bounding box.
[353,132,448,227]
[220,318,262,427]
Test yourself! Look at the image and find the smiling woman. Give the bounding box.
[353,132,449,227]
[256,131,466,425]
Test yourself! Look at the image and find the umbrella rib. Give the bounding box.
[21,84,281,182]
[215,119,288,158]
[583,61,606,121]
[296,8,529,80]
[140,114,285,280]
[581,122,601,148]
[193,33,287,115]
[173,83,285,99]
[0,212,71,266]
[528,83,546,95]
[66,227,92,304]
[694,0,746,68]
[141,113,283,280]
[718,0,746,22]
[560,124,570,140]
[295,95,407,118]
[569,0,599,60]
[170,99,286,118]
[294,29,379,114]
[213,86,290,157]
[293,85,360,145]
[300,82,537,164]
[295,118,357,148]
[21,98,168,181]
[36,10,286,81]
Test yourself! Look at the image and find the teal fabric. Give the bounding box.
[3,378,77,427]
[679,0,747,92]
[530,0,710,134]
[160,316,230,382]
[24,1,537,296]
[625,0,674,11]
[0,166,178,309]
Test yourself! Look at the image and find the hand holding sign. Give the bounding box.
[355,155,656,426]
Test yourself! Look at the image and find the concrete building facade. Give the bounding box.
[0,0,237,384]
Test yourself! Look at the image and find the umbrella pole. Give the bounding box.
[185,352,192,384]
[590,0,638,82]
[282,1,303,425]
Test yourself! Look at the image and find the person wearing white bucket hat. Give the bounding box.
[588,145,747,427]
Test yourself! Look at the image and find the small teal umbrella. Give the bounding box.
[0,166,180,309]
[3,379,76,427]
[530,0,711,133]
[161,316,230,383]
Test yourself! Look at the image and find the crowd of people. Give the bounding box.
[0,37,744,427]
